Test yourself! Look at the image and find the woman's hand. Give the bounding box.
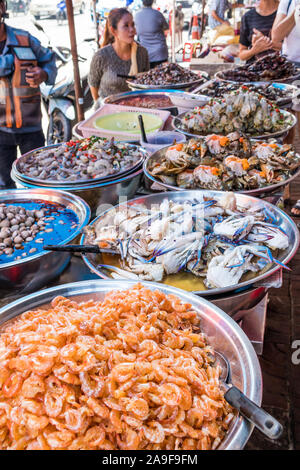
[252,28,264,44]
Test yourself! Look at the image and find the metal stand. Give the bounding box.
[233,294,268,356]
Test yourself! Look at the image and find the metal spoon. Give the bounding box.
[43,244,118,255]
[214,351,283,440]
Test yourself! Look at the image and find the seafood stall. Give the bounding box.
[1,54,300,450]
[144,133,300,194]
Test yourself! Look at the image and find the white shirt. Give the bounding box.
[278,0,300,62]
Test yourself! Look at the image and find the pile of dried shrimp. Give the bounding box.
[0,284,234,450]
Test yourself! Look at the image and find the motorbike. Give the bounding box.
[33,20,96,145]
[56,0,67,25]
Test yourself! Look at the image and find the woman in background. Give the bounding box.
[88,8,149,104]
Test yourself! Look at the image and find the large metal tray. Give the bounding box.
[103,89,209,110]
[0,188,90,293]
[13,142,148,188]
[144,145,300,197]
[127,72,209,91]
[172,109,297,140]
[0,278,262,450]
[81,190,299,298]
[194,79,298,107]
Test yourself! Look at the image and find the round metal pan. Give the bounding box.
[215,69,300,84]
[80,190,299,298]
[11,167,144,218]
[13,142,148,188]
[195,79,298,107]
[172,109,297,140]
[143,145,300,197]
[102,89,209,110]
[0,278,262,450]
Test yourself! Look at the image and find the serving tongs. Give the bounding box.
[43,244,118,255]
[214,351,283,440]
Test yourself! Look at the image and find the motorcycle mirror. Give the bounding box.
[32,20,45,33]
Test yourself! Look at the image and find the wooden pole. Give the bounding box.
[66,0,85,123]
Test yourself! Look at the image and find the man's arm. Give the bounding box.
[239,35,273,61]
[272,11,296,43]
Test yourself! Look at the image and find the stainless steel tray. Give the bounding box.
[103,89,209,109]
[13,142,148,187]
[12,167,143,218]
[144,145,300,196]
[172,109,297,140]
[0,278,262,450]
[0,188,90,293]
[81,190,299,297]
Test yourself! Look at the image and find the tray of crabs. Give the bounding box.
[144,131,300,196]
[81,191,299,296]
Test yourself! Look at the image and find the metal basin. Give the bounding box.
[0,188,90,295]
[0,279,262,450]
[81,190,299,298]
[11,168,143,218]
[143,146,300,197]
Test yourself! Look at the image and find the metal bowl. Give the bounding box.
[0,278,262,450]
[11,167,143,218]
[0,188,90,294]
[13,143,148,187]
[81,190,299,298]
[195,79,298,107]
[143,146,300,197]
[172,109,297,140]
